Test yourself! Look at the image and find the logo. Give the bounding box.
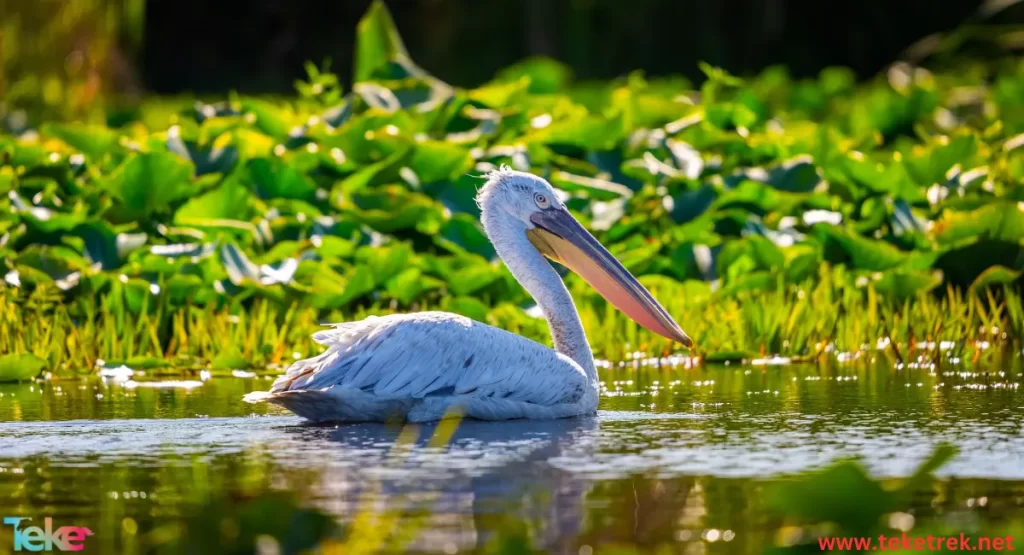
[3,517,93,552]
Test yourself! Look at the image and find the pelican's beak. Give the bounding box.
[527,207,694,348]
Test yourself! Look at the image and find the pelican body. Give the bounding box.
[243,168,692,423]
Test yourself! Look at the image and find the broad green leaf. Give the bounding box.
[244,158,318,201]
[932,201,1024,246]
[339,144,411,194]
[409,141,473,184]
[386,268,443,305]
[445,296,490,321]
[449,261,502,296]
[102,152,197,219]
[212,346,249,370]
[43,123,119,160]
[0,353,46,382]
[895,444,958,505]
[242,99,292,139]
[668,186,717,224]
[766,460,891,536]
[904,134,977,186]
[970,265,1023,292]
[550,171,633,201]
[347,185,445,234]
[338,264,377,306]
[814,225,909,271]
[357,243,413,284]
[76,222,146,270]
[437,214,495,260]
[176,177,254,222]
[539,113,625,151]
[872,269,943,301]
[717,271,777,297]
[765,159,821,193]
[354,0,419,82]
[493,57,571,94]
[469,77,530,108]
[166,274,205,305]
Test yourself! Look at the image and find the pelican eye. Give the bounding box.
[534,192,550,208]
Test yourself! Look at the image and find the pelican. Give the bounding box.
[243,167,692,423]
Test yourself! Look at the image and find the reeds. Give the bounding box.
[1,269,1020,376]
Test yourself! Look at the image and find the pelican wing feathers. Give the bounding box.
[244,312,595,422]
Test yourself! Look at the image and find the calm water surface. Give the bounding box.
[0,360,1022,554]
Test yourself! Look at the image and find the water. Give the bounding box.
[1,360,1022,554]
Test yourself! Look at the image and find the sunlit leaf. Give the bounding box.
[101,152,197,219]
[0,353,46,382]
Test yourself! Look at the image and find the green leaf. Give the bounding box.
[176,177,254,222]
[386,268,443,305]
[347,185,445,234]
[718,236,785,278]
[339,265,377,306]
[766,460,891,536]
[357,243,413,284]
[339,144,412,194]
[669,186,717,224]
[212,345,249,370]
[449,261,502,296]
[244,158,318,202]
[815,225,909,271]
[469,77,531,108]
[15,245,89,286]
[43,123,119,160]
[785,248,822,284]
[166,274,205,305]
[436,214,496,259]
[0,353,46,382]
[969,265,1023,293]
[872,269,943,301]
[76,222,147,270]
[540,113,625,151]
[241,99,292,139]
[549,171,633,201]
[904,134,977,186]
[354,0,416,82]
[102,152,197,219]
[409,141,473,184]
[765,159,821,193]
[123,277,154,314]
[895,444,958,504]
[493,57,571,94]
[932,201,1024,247]
[717,271,777,296]
[316,236,356,259]
[445,296,491,321]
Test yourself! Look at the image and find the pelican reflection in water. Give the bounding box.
[244,167,692,422]
[290,416,601,552]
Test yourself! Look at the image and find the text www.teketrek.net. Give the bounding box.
[818,533,1015,551]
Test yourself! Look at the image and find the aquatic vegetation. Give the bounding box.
[1,272,1020,379]
[2,1,1023,376]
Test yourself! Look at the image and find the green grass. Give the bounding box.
[2,263,1019,379]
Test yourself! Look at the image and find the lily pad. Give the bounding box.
[102,152,197,219]
[0,353,46,382]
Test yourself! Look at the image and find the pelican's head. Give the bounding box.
[477,167,693,348]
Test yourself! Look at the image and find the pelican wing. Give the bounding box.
[269,312,591,407]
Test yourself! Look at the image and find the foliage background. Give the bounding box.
[0,0,1023,377]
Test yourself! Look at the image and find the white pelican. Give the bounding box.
[243,167,692,422]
